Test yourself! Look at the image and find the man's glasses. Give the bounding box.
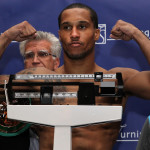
[24,50,56,60]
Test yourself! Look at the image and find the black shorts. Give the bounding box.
[0,129,30,150]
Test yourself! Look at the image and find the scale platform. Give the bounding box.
[7,105,122,150]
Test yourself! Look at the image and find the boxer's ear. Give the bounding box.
[94,29,100,41]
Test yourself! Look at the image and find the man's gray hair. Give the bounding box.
[19,31,61,58]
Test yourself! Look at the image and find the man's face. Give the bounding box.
[59,8,100,60]
[24,40,59,70]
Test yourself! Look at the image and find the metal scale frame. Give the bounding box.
[2,72,123,150]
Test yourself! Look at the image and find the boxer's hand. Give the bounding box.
[110,20,138,41]
[2,21,37,42]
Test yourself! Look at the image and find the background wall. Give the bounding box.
[0,0,150,149]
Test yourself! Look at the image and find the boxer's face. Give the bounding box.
[24,40,59,70]
[59,8,100,60]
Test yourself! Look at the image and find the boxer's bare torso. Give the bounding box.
[33,65,136,150]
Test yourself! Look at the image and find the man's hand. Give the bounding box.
[110,20,138,41]
[2,21,37,42]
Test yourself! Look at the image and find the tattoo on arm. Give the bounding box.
[19,68,37,74]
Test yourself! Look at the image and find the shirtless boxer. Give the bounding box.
[37,3,150,150]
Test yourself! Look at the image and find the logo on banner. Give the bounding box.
[117,124,141,142]
[96,24,107,44]
[96,24,115,44]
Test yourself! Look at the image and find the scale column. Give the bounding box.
[53,126,72,150]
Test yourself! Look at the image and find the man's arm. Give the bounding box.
[124,71,150,99]
[0,21,37,59]
[110,20,150,64]
[109,67,150,99]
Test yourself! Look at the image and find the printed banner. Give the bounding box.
[0,0,150,149]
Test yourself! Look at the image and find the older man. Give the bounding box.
[0,21,61,150]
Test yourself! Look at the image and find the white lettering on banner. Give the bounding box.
[117,124,141,142]
[142,30,150,39]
